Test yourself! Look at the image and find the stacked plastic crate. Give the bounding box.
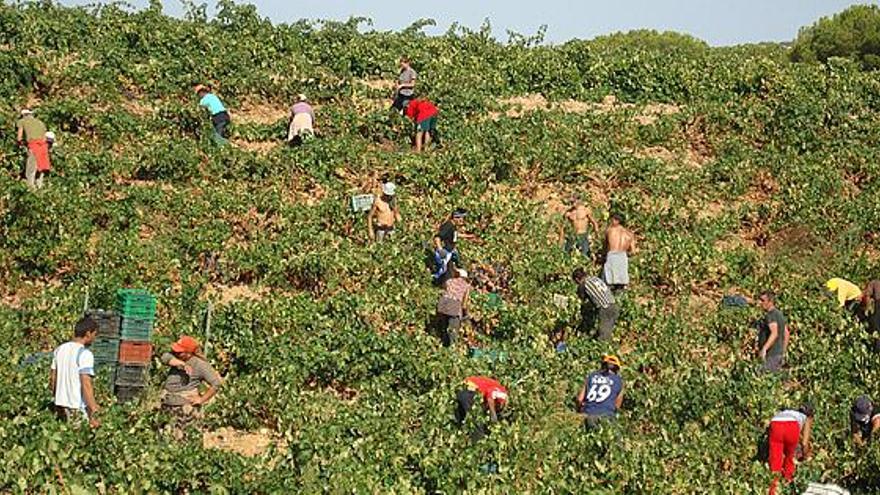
[114,289,156,402]
[87,309,121,372]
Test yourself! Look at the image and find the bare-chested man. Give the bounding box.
[604,213,635,292]
[562,196,599,259]
[368,182,401,242]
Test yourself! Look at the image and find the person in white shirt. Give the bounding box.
[50,317,101,428]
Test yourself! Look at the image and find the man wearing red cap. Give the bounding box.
[160,335,222,412]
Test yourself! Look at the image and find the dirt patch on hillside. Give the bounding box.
[203,284,267,305]
[203,427,283,457]
[684,116,714,166]
[358,79,395,91]
[234,102,288,125]
[493,94,680,123]
[231,139,277,154]
[636,146,676,163]
[121,98,154,117]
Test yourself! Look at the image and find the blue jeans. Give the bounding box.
[565,233,591,258]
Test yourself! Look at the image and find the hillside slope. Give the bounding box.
[2,3,880,493]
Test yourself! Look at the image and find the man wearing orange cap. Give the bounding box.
[160,335,222,411]
[576,355,624,429]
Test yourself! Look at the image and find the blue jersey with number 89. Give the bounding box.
[582,371,623,417]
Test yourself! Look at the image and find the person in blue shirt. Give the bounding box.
[576,354,624,429]
[195,84,230,144]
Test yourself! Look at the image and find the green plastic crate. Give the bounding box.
[120,318,153,342]
[91,338,120,363]
[114,364,150,386]
[115,289,157,319]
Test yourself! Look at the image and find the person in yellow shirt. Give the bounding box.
[826,278,863,308]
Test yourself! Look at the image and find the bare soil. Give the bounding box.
[233,101,288,125]
[202,427,283,457]
[202,284,268,305]
[493,94,681,124]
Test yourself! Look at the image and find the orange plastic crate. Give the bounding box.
[118,341,153,364]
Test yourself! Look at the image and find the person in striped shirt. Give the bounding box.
[572,268,619,341]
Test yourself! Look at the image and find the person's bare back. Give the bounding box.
[606,224,634,253]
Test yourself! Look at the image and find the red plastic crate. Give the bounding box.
[118,341,153,364]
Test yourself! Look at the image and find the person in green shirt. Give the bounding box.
[16,109,49,190]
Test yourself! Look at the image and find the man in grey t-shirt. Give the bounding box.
[392,57,417,111]
[161,335,222,409]
[757,291,789,372]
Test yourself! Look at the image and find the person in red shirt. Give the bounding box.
[404,98,438,152]
[455,376,508,425]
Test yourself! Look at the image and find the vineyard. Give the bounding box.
[3,1,880,493]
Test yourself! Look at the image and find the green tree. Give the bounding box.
[792,4,880,69]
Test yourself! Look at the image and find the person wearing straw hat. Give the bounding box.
[367,181,401,242]
[851,395,880,446]
[576,354,624,429]
[160,335,222,412]
[288,93,316,146]
[16,108,50,190]
[195,84,230,144]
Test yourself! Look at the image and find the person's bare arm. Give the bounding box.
[627,230,637,254]
[17,126,24,144]
[576,384,586,411]
[394,203,401,224]
[367,204,377,240]
[589,211,600,234]
[615,384,624,410]
[487,396,498,422]
[80,374,100,427]
[760,322,778,359]
[194,384,219,405]
[49,369,56,394]
[801,417,813,459]
[163,354,193,375]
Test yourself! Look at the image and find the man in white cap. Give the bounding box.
[368,182,401,242]
[16,108,51,190]
[288,94,316,145]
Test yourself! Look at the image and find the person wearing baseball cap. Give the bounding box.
[367,181,401,242]
[851,395,880,445]
[288,93,315,146]
[195,84,230,144]
[576,354,624,429]
[160,335,222,412]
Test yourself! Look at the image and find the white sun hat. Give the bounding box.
[382,182,396,196]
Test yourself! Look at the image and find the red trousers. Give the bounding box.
[768,420,800,494]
